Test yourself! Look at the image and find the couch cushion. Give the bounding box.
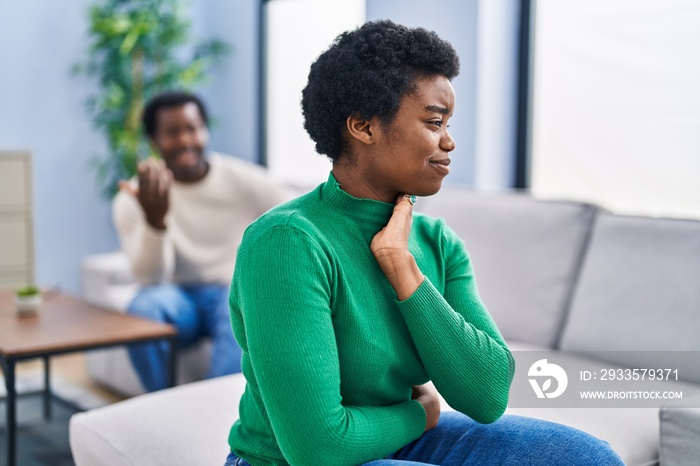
[417,188,596,348]
[70,374,244,466]
[559,213,700,380]
[437,341,662,466]
[505,342,663,466]
[660,392,700,466]
[85,341,213,397]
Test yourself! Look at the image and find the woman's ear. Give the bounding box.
[345,114,374,145]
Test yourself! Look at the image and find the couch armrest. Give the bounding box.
[660,390,700,466]
[82,251,138,311]
[70,374,244,466]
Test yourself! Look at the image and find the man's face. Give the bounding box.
[150,102,209,182]
[364,74,456,201]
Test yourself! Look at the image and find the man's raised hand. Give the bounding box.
[119,158,172,230]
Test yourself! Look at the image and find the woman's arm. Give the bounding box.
[372,195,514,424]
[233,224,426,466]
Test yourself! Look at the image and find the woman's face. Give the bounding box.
[365,74,456,201]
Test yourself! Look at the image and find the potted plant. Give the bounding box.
[15,285,42,316]
[74,0,228,196]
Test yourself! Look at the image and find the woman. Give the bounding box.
[224,20,623,466]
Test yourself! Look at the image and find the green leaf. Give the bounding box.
[119,31,139,56]
[16,286,40,297]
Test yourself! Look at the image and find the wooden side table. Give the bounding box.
[0,290,177,466]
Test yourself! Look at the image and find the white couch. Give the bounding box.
[73,186,700,465]
[82,252,212,396]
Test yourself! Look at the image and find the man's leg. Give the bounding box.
[127,284,199,392]
[383,411,624,466]
[193,284,242,378]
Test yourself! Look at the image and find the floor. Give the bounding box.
[2,353,127,466]
[14,352,127,405]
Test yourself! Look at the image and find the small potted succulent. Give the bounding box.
[15,285,42,316]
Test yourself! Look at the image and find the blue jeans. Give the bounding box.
[224,411,624,465]
[127,283,241,392]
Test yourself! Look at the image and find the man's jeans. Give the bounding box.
[127,283,241,392]
[224,411,624,465]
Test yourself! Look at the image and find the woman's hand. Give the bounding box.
[371,194,424,300]
[412,382,441,432]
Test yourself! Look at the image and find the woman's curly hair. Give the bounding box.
[301,20,460,162]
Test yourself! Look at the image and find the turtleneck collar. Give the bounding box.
[320,172,395,239]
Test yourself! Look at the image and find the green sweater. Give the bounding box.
[228,173,514,466]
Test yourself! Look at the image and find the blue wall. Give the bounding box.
[0,0,260,294]
[191,0,261,163]
[0,0,114,295]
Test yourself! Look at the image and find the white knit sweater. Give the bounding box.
[113,153,291,285]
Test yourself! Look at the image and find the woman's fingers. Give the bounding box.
[371,193,414,258]
[387,193,415,237]
[400,194,416,206]
[412,383,441,431]
[371,194,424,300]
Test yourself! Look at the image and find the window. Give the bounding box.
[264,0,365,188]
[529,0,700,219]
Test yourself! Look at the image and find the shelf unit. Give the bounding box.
[0,150,34,288]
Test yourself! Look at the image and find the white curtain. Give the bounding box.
[530,0,700,219]
[265,0,366,188]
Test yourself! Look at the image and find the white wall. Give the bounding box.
[265,0,365,187]
[530,0,700,219]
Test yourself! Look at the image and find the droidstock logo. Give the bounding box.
[528,359,568,399]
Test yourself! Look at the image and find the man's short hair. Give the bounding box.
[142,91,209,138]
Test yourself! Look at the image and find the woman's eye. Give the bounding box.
[431,121,443,128]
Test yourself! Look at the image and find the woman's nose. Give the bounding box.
[440,132,456,152]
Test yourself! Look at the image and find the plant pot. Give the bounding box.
[15,293,42,316]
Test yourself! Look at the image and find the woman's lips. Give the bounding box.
[429,158,451,176]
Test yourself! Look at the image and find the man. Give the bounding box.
[114,91,290,392]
